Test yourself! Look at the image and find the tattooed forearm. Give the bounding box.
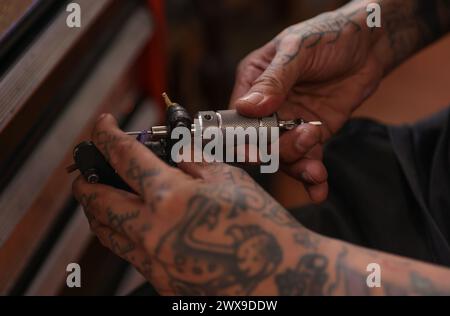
[275,253,329,296]
[417,0,450,39]
[146,164,450,296]
[379,0,450,69]
[275,242,450,296]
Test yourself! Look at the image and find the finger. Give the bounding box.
[306,182,329,203]
[91,114,189,198]
[230,82,251,110]
[73,175,151,244]
[284,159,328,186]
[72,174,139,203]
[234,42,300,117]
[283,159,328,202]
[279,124,322,164]
[92,225,153,275]
[229,46,273,107]
[93,225,137,257]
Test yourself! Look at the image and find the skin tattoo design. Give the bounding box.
[73,0,450,295]
[273,10,363,66]
[156,194,282,295]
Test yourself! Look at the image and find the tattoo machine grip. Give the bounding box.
[197,110,279,139]
[73,141,132,191]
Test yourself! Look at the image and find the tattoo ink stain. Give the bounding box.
[410,271,439,295]
[192,267,203,275]
[126,158,161,196]
[208,263,217,273]
[275,253,329,296]
[107,209,140,235]
[94,131,117,162]
[276,10,362,65]
[175,254,187,273]
[80,193,98,211]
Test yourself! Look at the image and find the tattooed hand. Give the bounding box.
[72,114,302,295]
[231,0,450,202]
[230,1,386,202]
[73,114,450,296]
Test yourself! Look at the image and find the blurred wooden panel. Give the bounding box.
[0,0,35,37]
[0,2,153,294]
[0,0,143,192]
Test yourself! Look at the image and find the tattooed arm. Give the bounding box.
[230,0,450,202]
[73,114,450,295]
[376,0,450,71]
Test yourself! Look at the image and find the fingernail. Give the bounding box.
[238,92,265,105]
[300,172,315,184]
[97,113,108,121]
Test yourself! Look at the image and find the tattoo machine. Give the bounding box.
[67,93,322,190]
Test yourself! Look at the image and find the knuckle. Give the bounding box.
[253,72,284,93]
[279,36,299,49]
[237,49,260,73]
[219,162,235,173]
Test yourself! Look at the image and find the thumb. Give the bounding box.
[234,55,298,117]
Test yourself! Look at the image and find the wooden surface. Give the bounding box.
[0,0,110,136]
[0,0,114,246]
[0,1,154,294]
[0,0,35,38]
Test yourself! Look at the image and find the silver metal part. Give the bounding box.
[86,171,100,184]
[197,110,279,130]
[126,110,322,137]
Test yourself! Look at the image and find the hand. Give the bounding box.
[72,115,450,296]
[72,114,305,296]
[231,2,386,202]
